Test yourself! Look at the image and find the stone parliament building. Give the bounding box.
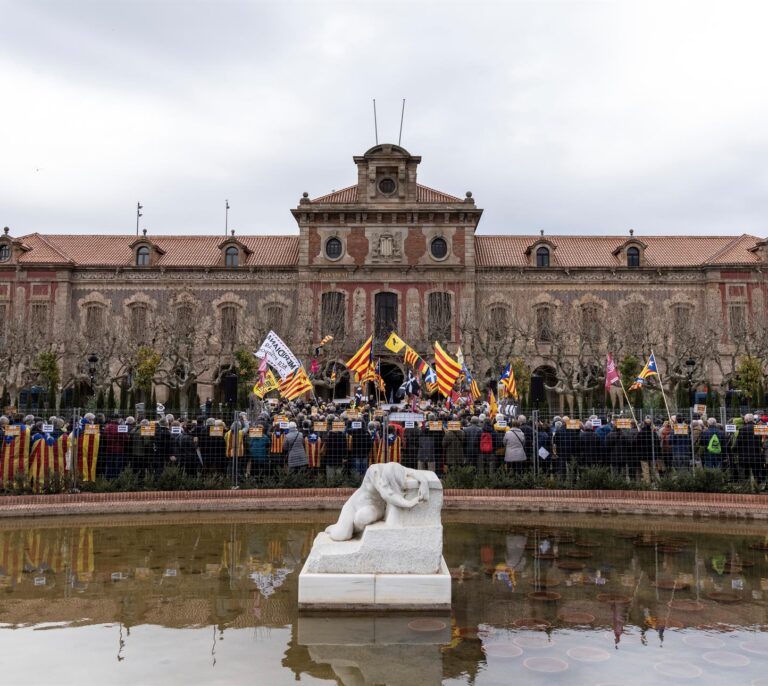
[1,143,766,409]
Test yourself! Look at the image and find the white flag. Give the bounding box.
[255,330,301,380]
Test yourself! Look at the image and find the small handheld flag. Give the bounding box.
[628,353,658,391]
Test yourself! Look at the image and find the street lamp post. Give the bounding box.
[87,353,99,394]
[685,357,696,409]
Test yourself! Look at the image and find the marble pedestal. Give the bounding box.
[298,471,451,610]
[299,614,451,686]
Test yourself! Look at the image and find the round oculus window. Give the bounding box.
[430,237,448,260]
[378,178,396,195]
[325,237,343,259]
[0,244,9,262]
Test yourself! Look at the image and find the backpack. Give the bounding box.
[707,433,722,454]
[479,431,494,454]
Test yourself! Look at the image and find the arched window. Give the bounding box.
[626,302,647,340]
[136,246,150,267]
[536,246,550,268]
[428,292,452,341]
[225,246,239,268]
[627,246,640,268]
[0,244,10,262]
[176,303,194,338]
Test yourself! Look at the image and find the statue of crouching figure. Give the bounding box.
[325,462,432,541]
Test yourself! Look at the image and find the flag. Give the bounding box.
[424,367,438,394]
[488,390,499,418]
[258,354,268,385]
[384,332,407,354]
[358,364,385,392]
[318,335,334,347]
[330,364,337,384]
[434,341,462,397]
[310,358,319,374]
[605,353,620,390]
[463,365,481,401]
[345,335,373,377]
[279,367,314,400]
[253,369,279,398]
[499,363,518,399]
[456,346,465,367]
[628,352,659,391]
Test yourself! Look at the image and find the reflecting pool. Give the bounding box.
[0,511,766,685]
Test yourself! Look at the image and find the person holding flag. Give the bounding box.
[303,421,324,470]
[0,415,31,487]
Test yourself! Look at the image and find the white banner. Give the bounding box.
[255,330,301,380]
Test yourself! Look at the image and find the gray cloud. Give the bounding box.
[1,0,766,237]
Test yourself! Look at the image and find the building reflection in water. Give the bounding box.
[0,514,766,684]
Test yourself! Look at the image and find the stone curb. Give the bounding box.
[0,488,765,519]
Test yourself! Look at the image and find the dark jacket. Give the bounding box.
[462,423,483,465]
[442,430,465,467]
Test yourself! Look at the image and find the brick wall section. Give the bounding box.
[0,489,766,519]
[452,227,465,264]
[346,227,368,263]
[404,229,426,265]
[308,227,320,262]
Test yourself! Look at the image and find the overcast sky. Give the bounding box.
[1,0,767,237]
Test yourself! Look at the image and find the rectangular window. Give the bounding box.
[221,306,238,346]
[536,306,552,342]
[85,305,104,339]
[130,306,147,341]
[176,304,194,338]
[581,305,600,342]
[321,292,345,338]
[374,292,398,341]
[488,305,508,342]
[427,292,452,342]
[673,304,691,335]
[626,303,646,340]
[729,304,746,339]
[266,305,283,333]
[0,303,7,348]
[30,302,49,338]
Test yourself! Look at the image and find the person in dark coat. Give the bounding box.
[346,419,372,477]
[579,420,603,468]
[462,417,483,470]
[403,422,421,470]
[735,414,764,481]
[636,417,661,482]
[323,416,348,478]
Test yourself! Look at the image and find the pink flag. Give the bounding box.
[310,358,319,374]
[258,354,268,385]
[605,353,620,390]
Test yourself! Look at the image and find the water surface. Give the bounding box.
[0,512,766,685]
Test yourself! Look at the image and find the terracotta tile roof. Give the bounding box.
[17,234,299,267]
[311,185,358,203]
[310,183,461,204]
[475,234,763,268]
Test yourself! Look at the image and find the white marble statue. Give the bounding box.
[325,463,432,542]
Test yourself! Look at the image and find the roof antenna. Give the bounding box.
[136,202,143,236]
[398,99,406,146]
[225,200,230,237]
[372,99,379,145]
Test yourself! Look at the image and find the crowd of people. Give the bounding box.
[1,392,768,488]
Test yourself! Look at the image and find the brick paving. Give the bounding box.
[0,488,764,519]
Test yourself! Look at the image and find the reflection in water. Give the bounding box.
[0,515,766,685]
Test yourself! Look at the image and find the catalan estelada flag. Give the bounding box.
[29,432,68,492]
[72,424,100,482]
[279,367,314,400]
[0,424,30,486]
[464,365,482,400]
[225,428,244,458]
[434,341,462,397]
[304,432,322,468]
[499,363,518,399]
[345,335,373,378]
[629,352,659,391]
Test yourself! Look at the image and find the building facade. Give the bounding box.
[1,143,766,409]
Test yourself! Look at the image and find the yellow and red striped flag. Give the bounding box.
[345,335,373,377]
[279,367,314,400]
[434,341,462,397]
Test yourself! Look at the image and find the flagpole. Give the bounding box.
[618,377,638,425]
[653,350,673,423]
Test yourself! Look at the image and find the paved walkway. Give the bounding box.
[0,488,765,519]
